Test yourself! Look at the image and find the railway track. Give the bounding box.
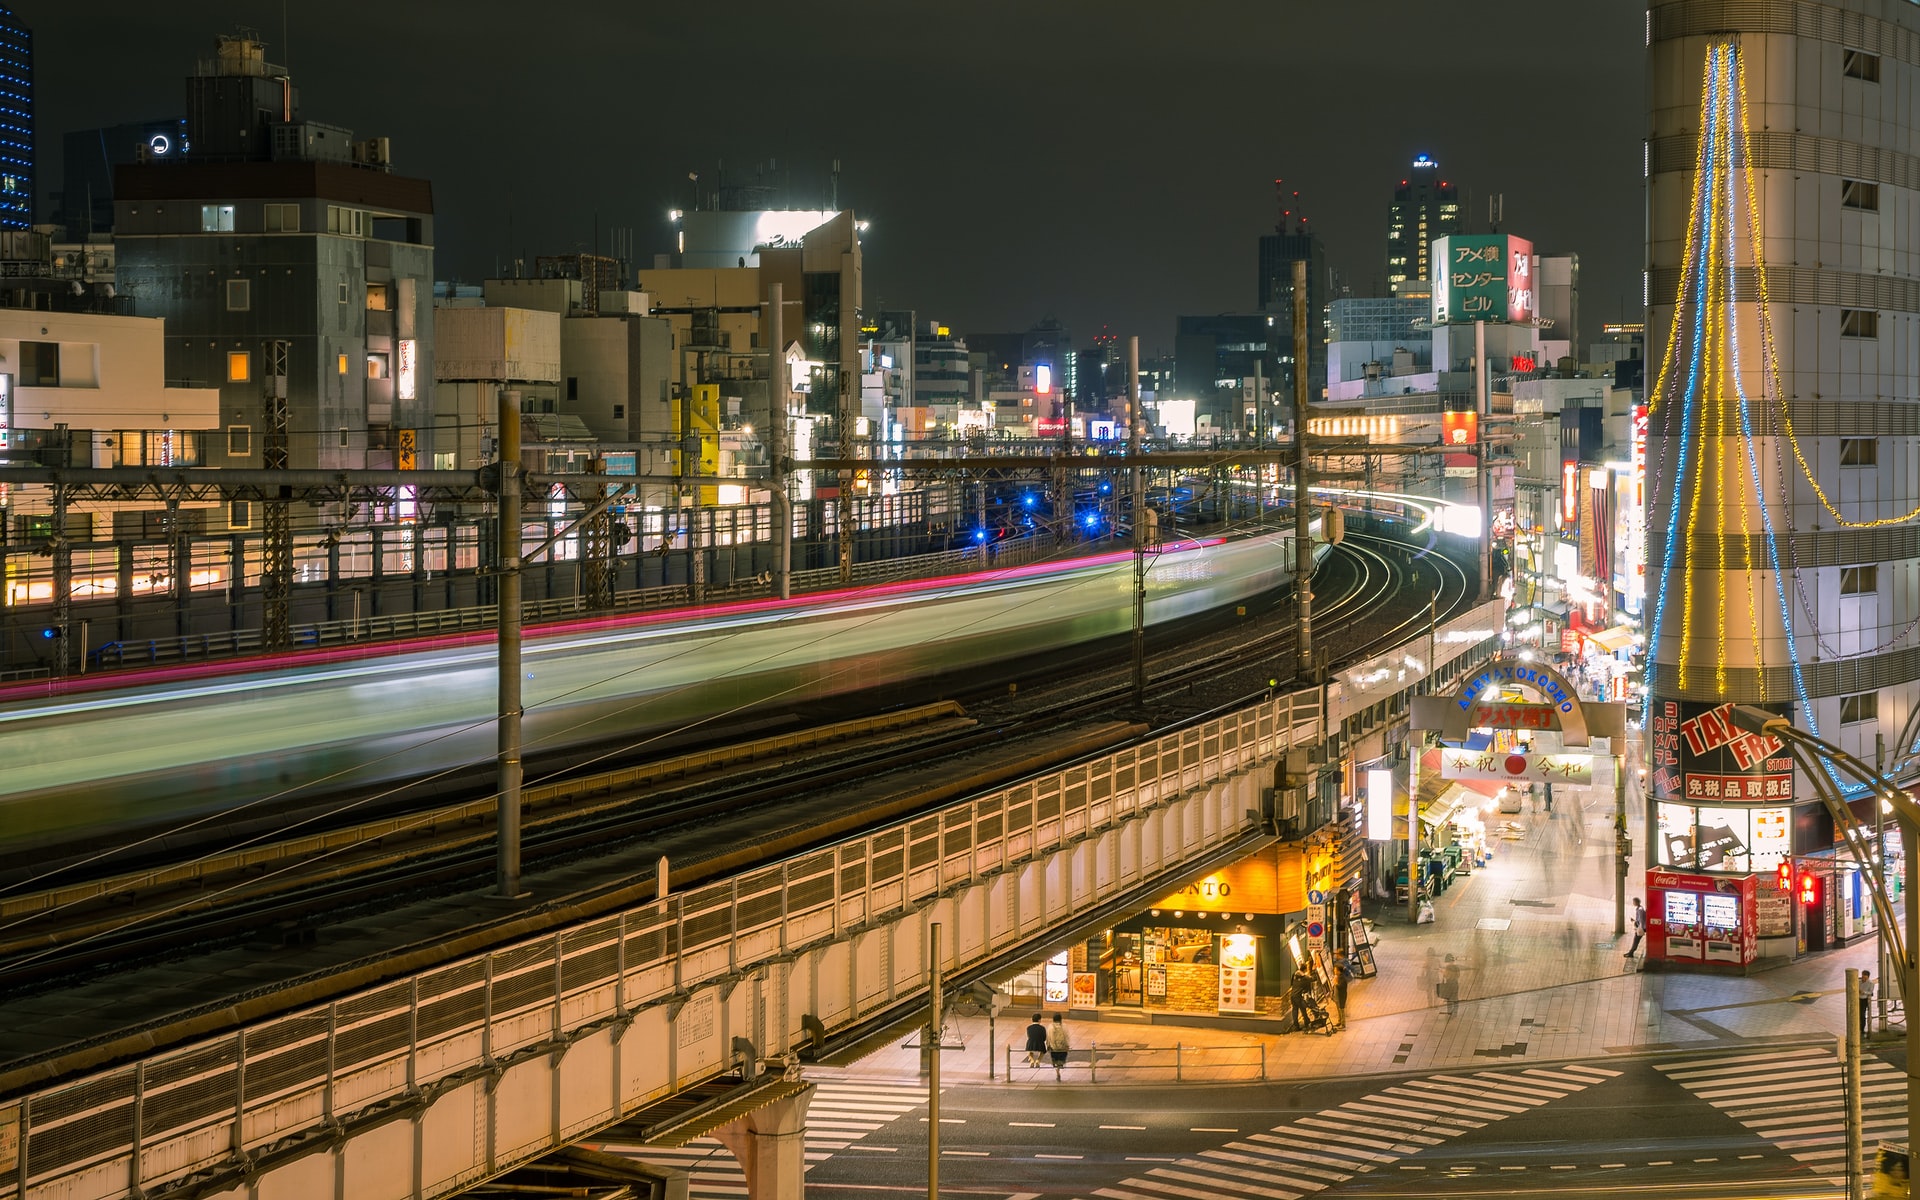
[0,521,1465,1003]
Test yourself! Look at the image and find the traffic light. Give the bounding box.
[1799,872,1818,905]
[1777,860,1793,891]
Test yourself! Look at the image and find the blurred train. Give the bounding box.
[0,530,1304,858]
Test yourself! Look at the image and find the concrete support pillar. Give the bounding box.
[713,1084,815,1200]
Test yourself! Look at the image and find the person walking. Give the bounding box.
[1624,897,1647,958]
[1024,1013,1048,1069]
[1046,1013,1071,1079]
[1437,954,1460,1015]
[1290,967,1315,1031]
[1861,970,1875,1035]
[1333,958,1352,1031]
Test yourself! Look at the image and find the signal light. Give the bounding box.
[1776,861,1792,891]
[39,627,56,640]
[1798,872,1817,905]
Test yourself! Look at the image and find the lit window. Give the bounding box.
[225,278,250,311]
[366,283,392,311]
[367,353,390,379]
[200,204,235,232]
[227,351,250,382]
[337,353,349,375]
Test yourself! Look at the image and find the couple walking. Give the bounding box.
[1024,1013,1071,1078]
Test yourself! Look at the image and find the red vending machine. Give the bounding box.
[1646,869,1758,966]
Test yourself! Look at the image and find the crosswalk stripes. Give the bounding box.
[595,1077,927,1199]
[1083,1062,1621,1200]
[1655,1044,1904,1184]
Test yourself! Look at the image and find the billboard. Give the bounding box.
[1649,699,1793,803]
[1441,410,1478,446]
[1432,234,1534,325]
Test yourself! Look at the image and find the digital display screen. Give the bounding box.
[1665,891,1699,927]
[1702,893,1739,931]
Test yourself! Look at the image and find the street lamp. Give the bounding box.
[1726,704,1915,1174]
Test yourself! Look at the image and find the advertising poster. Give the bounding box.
[1651,700,1793,803]
[1217,934,1258,1014]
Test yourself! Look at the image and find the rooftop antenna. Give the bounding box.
[832,159,841,211]
[1489,192,1504,233]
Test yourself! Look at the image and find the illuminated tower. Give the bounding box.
[1647,2,1920,916]
[0,6,30,230]
[1385,155,1458,288]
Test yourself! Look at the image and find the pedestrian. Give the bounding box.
[1024,1013,1048,1069]
[1861,971,1875,1035]
[1624,897,1647,958]
[1437,954,1460,1015]
[1290,967,1315,1031]
[1334,958,1352,1030]
[1046,1014,1070,1079]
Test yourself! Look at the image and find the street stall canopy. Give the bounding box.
[1586,625,1638,653]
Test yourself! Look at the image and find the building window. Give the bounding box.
[366,283,392,311]
[1842,179,1880,211]
[612,403,625,419]
[339,426,350,448]
[1840,437,1878,466]
[337,352,349,375]
[1842,564,1878,594]
[366,353,390,379]
[225,278,251,311]
[229,500,252,530]
[227,351,250,383]
[1841,693,1878,724]
[227,424,252,456]
[264,203,299,232]
[567,377,578,401]
[338,281,349,304]
[327,205,365,237]
[1841,309,1879,338]
[433,450,457,470]
[19,340,58,386]
[200,204,236,232]
[1844,48,1881,81]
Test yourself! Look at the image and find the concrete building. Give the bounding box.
[1173,312,1280,440]
[431,304,562,469]
[1646,0,1920,936]
[112,35,434,480]
[1257,221,1327,401]
[56,118,187,240]
[1385,154,1459,288]
[0,307,219,540]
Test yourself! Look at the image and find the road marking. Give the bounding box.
[1009,1121,1055,1128]
[1739,1154,1764,1160]
[849,1145,897,1152]
[918,1117,966,1123]
[1694,1157,1718,1162]
[1551,1165,1577,1170]
[1398,1165,1426,1171]
[1035,1153,1083,1159]
[1125,1156,1177,1162]
[941,1150,989,1157]
[1102,1124,1147,1131]
[1501,1165,1526,1171]
[1191,1127,1239,1133]
[1602,1162,1626,1168]
[1649,1160,1673,1165]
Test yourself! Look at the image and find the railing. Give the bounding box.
[1004,1042,1271,1083]
[86,533,1068,670]
[3,685,1328,1200]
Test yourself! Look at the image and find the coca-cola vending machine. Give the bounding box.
[1647,869,1757,966]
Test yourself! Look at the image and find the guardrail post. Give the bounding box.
[129,1061,144,1195]
[325,1002,338,1126]
[1175,1044,1183,1083]
[1260,1042,1267,1081]
[232,1028,247,1158]
[1089,1042,1098,1084]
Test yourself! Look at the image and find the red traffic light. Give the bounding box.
[1798,872,1818,904]
[1776,861,1793,890]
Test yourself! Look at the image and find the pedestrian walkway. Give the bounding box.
[1656,1045,1907,1187]
[830,751,1889,1089]
[593,1078,927,1198]
[1087,1062,1620,1200]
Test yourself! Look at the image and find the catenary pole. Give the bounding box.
[1292,258,1312,679]
[1130,336,1146,705]
[494,387,525,899]
[767,283,791,599]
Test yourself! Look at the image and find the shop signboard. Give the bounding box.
[1217,933,1258,1015]
[1043,951,1070,1006]
[1650,700,1792,802]
[1146,964,1168,998]
[1468,702,1560,731]
[1441,748,1593,785]
[1069,972,1099,1010]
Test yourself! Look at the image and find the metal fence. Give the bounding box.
[1004,1042,1272,1083]
[4,685,1327,1200]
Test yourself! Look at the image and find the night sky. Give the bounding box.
[30,2,1645,354]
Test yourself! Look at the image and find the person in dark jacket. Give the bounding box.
[1024,1013,1048,1068]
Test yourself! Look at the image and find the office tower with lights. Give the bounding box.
[1385,155,1458,288]
[1258,223,1327,402]
[0,6,29,230]
[1645,0,1920,955]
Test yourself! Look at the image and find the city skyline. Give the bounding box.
[29,0,1645,350]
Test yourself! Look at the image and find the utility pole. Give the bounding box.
[1846,966,1864,1200]
[1291,258,1313,680]
[766,283,791,599]
[927,922,943,1200]
[1474,318,1493,602]
[261,339,292,651]
[1614,745,1629,936]
[494,388,526,899]
[1130,336,1147,706]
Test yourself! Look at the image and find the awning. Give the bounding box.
[1585,625,1638,653]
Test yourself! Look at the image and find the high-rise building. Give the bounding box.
[1646,1,1920,944]
[113,34,435,478]
[0,6,29,231]
[1257,214,1327,401]
[1173,312,1280,440]
[1385,154,1459,288]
